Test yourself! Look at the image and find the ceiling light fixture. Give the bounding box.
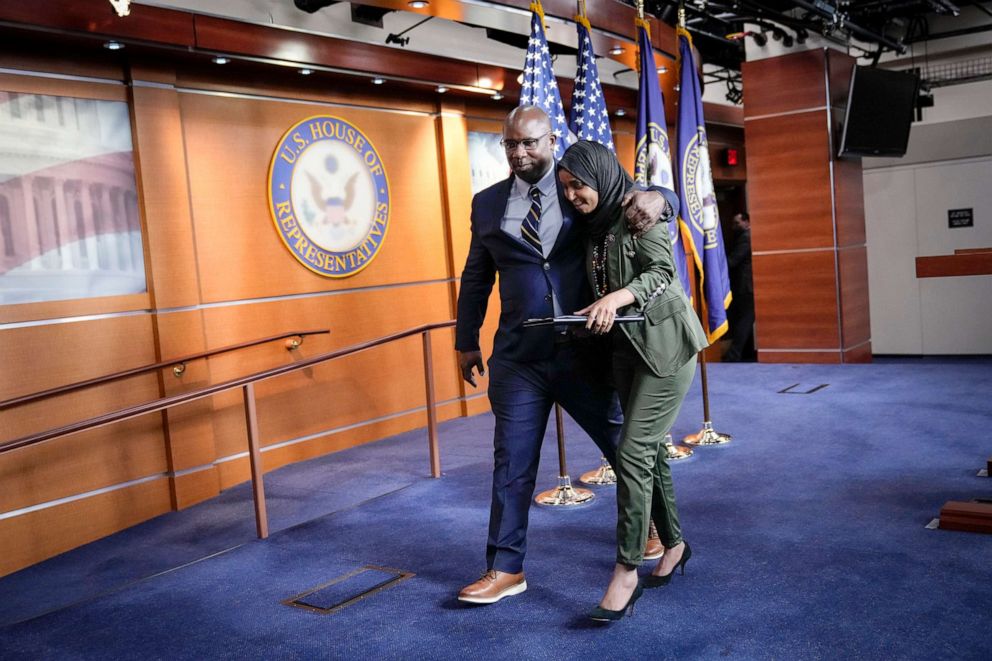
[103,40,124,50]
[615,108,626,117]
[658,66,668,74]
[491,92,504,101]
[299,68,313,75]
[436,85,448,93]
[407,0,429,7]
[372,77,386,85]
[478,76,493,88]
[609,46,625,55]
[212,56,230,65]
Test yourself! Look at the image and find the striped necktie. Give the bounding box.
[521,185,543,255]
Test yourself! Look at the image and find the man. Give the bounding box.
[724,211,755,362]
[455,106,679,604]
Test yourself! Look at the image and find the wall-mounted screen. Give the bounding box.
[0,92,146,305]
[838,67,918,158]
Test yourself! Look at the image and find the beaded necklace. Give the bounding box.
[591,234,611,298]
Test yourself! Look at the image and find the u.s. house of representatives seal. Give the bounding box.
[268,115,390,277]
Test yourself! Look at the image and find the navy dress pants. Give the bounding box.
[485,340,623,573]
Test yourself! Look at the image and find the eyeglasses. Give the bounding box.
[500,132,551,152]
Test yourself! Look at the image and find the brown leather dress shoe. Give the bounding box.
[644,522,664,560]
[457,570,527,604]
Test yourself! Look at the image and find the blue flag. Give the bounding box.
[633,19,690,293]
[519,1,572,159]
[676,27,731,342]
[569,15,613,150]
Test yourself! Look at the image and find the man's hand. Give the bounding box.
[622,190,670,237]
[458,350,485,387]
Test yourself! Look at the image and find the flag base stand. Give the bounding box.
[663,433,694,460]
[580,456,616,486]
[684,421,732,446]
[535,475,595,507]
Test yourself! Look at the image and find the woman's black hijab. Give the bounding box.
[557,140,634,238]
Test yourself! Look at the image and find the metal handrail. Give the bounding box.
[0,329,330,410]
[0,320,458,539]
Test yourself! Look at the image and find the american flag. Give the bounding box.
[519,1,572,159]
[569,16,614,151]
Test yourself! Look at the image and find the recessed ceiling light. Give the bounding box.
[657,66,668,74]
[516,72,524,84]
[408,0,429,7]
[299,68,313,76]
[609,46,624,55]
[492,92,504,101]
[372,77,386,85]
[436,85,448,93]
[212,56,230,65]
[103,41,124,51]
[615,108,626,117]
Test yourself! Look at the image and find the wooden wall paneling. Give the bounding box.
[179,92,448,303]
[0,293,150,326]
[0,477,173,578]
[0,0,195,48]
[745,112,836,252]
[153,309,221,509]
[199,283,461,459]
[833,157,867,248]
[752,251,840,350]
[757,350,842,364]
[742,49,827,119]
[838,246,871,353]
[0,72,127,101]
[915,253,992,278]
[0,37,126,82]
[130,85,202,310]
[826,49,856,110]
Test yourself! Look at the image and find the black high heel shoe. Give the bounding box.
[588,582,645,622]
[644,540,692,589]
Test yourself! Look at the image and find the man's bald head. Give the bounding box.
[502,105,556,184]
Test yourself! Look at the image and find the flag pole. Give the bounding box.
[536,404,596,506]
[677,2,731,447]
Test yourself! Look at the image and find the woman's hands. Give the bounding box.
[576,288,636,334]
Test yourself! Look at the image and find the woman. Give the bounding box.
[557,141,709,621]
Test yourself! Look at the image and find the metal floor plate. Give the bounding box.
[284,565,414,614]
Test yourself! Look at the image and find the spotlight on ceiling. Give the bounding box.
[372,77,386,85]
[212,56,230,65]
[408,0,429,7]
[299,68,314,75]
[615,108,626,117]
[658,66,668,74]
[436,85,448,93]
[752,31,768,47]
[103,40,124,50]
[609,45,625,55]
[491,92,504,101]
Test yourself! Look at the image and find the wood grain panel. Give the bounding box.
[130,85,202,309]
[179,93,448,303]
[152,310,217,474]
[0,477,172,578]
[916,253,992,278]
[201,285,463,460]
[757,350,841,364]
[838,247,871,349]
[0,72,126,101]
[0,0,195,47]
[752,251,840,350]
[746,111,835,252]
[0,36,125,82]
[742,49,827,119]
[170,467,220,510]
[215,399,465,490]
[842,343,872,363]
[0,293,149,325]
[834,158,866,248]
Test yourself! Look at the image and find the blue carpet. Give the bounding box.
[1,362,990,660]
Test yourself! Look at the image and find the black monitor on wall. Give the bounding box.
[838,66,918,158]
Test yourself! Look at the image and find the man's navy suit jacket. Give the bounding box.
[455,175,588,363]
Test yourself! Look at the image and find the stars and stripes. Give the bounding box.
[569,15,614,151]
[519,1,572,159]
